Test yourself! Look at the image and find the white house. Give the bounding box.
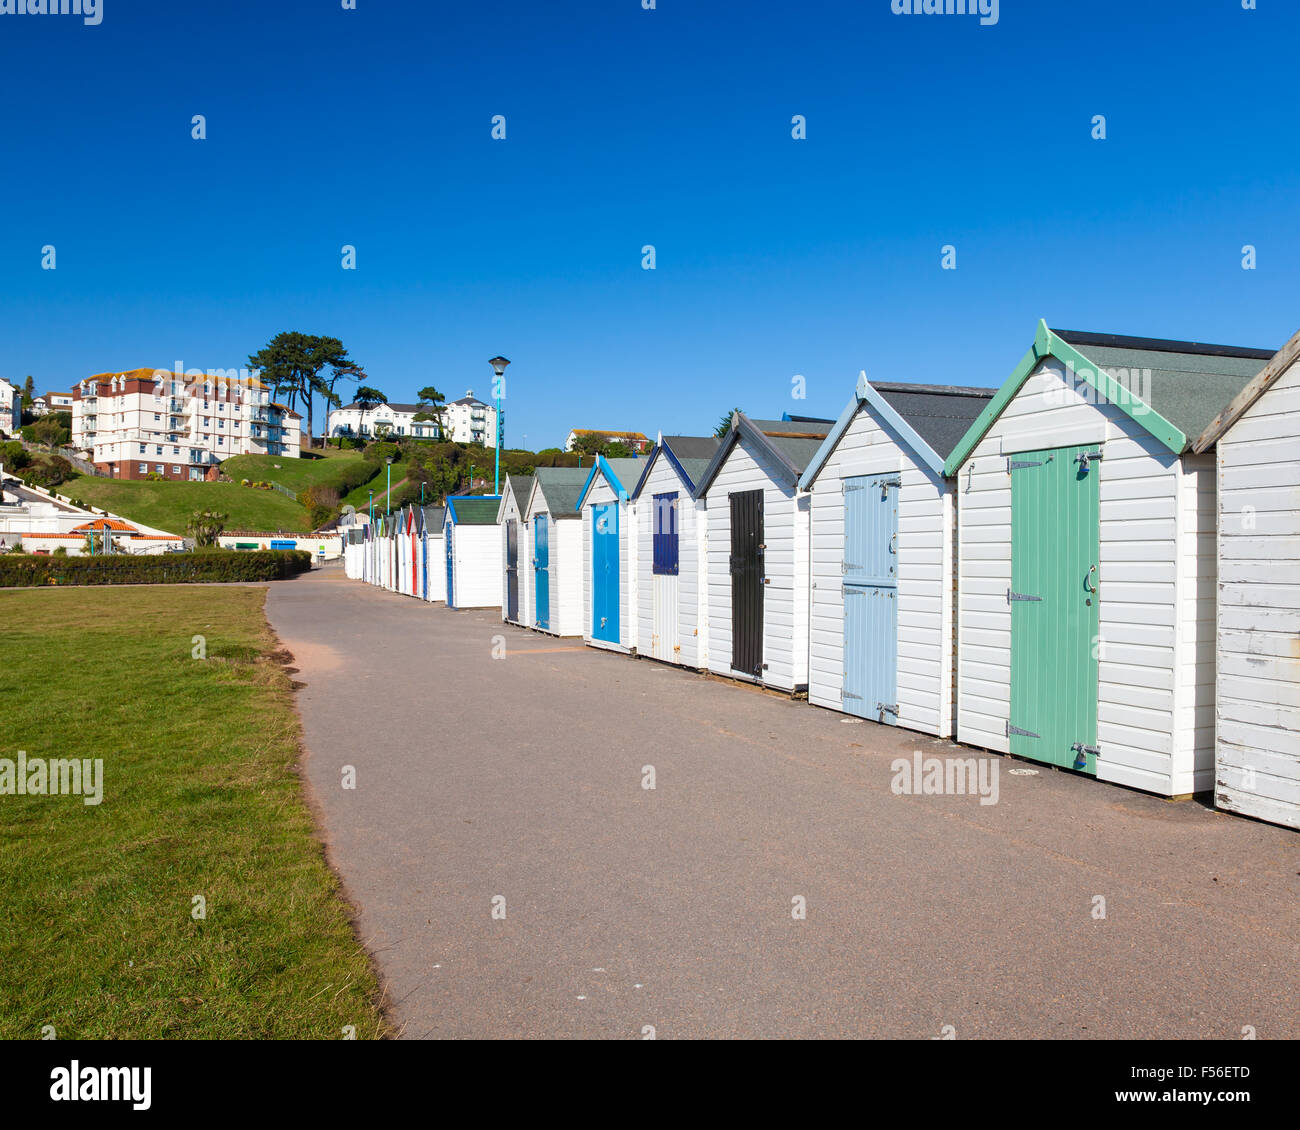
[32,391,74,417]
[498,474,535,627]
[0,377,22,435]
[329,390,498,447]
[693,414,833,692]
[421,505,447,602]
[800,375,993,734]
[444,495,503,609]
[629,435,719,669]
[565,429,652,454]
[578,456,645,654]
[523,467,588,637]
[1192,326,1300,830]
[946,321,1273,797]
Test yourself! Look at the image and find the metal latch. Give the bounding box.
[1071,742,1100,757]
[1075,450,1103,472]
[1006,721,1041,739]
[877,702,898,715]
[1007,589,1042,603]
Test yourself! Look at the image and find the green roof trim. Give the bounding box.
[942,321,1188,475]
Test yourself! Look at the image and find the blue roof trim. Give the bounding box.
[630,443,695,499]
[576,455,629,509]
[799,370,946,488]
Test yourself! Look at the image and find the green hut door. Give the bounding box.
[1008,443,1101,774]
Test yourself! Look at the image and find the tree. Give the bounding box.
[21,376,34,409]
[604,441,631,458]
[28,412,70,448]
[413,385,446,438]
[247,332,362,445]
[571,431,611,457]
[353,386,387,442]
[715,408,742,438]
[186,509,228,548]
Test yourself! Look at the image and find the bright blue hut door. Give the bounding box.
[534,514,551,630]
[591,503,620,643]
[841,474,900,724]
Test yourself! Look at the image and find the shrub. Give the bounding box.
[0,550,312,587]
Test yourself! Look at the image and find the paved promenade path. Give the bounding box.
[266,566,1300,1039]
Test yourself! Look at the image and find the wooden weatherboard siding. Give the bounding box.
[807,402,955,736]
[634,453,706,669]
[953,357,1216,797]
[1212,348,1300,829]
[704,437,807,692]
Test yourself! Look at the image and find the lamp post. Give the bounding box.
[386,456,394,513]
[488,356,510,494]
[368,489,374,526]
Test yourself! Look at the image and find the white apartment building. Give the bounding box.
[329,389,498,447]
[0,377,21,435]
[71,368,301,481]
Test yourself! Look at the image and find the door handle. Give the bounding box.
[1085,564,1097,594]
[888,532,897,555]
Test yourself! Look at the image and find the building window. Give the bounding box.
[155,464,164,474]
[652,492,679,575]
[154,413,161,421]
[173,447,180,456]
[218,437,224,446]
[139,463,148,474]
[138,444,145,454]
[155,446,162,455]
[172,466,181,474]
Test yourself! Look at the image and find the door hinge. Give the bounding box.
[1007,456,1051,472]
[842,585,864,596]
[841,560,862,574]
[1006,721,1041,739]
[841,690,862,701]
[843,484,865,493]
[1007,589,1042,603]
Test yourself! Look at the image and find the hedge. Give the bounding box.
[0,550,313,588]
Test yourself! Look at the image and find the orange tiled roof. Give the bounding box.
[70,518,139,533]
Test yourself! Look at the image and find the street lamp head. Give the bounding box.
[488,356,510,376]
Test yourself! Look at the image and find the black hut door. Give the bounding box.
[505,519,519,622]
[729,489,764,677]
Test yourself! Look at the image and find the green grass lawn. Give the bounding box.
[0,586,390,1039]
[222,450,371,494]
[69,479,312,535]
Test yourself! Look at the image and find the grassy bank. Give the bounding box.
[68,478,311,534]
[0,586,389,1039]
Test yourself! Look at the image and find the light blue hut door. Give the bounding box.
[534,513,551,630]
[841,474,900,723]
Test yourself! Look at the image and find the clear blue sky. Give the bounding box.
[2,0,1296,448]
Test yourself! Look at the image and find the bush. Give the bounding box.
[26,455,75,488]
[1,439,32,470]
[331,457,382,496]
[0,550,313,587]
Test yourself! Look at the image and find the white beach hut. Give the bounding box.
[945,321,1274,796]
[420,505,447,602]
[1192,326,1300,829]
[444,495,503,610]
[799,375,993,733]
[498,475,535,627]
[523,467,589,637]
[693,414,833,691]
[578,456,645,654]
[629,435,720,669]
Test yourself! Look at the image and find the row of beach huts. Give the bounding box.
[343,320,1300,832]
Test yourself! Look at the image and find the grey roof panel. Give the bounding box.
[662,435,722,462]
[533,467,590,517]
[874,384,995,460]
[1064,342,1269,440]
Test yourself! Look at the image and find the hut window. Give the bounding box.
[652,492,679,575]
